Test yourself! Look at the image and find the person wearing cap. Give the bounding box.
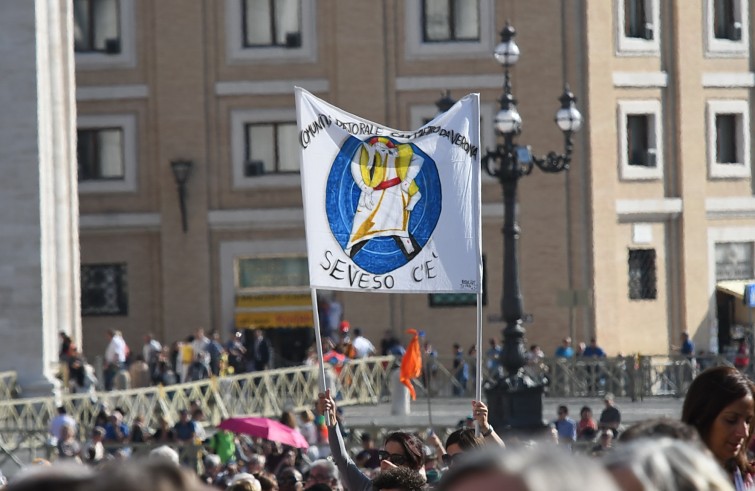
[338,321,354,358]
[598,393,621,435]
[339,321,351,334]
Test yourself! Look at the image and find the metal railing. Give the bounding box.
[412,354,731,400]
[0,354,735,436]
[0,357,394,433]
[0,372,18,400]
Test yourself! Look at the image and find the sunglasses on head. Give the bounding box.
[442,453,461,466]
[378,450,408,466]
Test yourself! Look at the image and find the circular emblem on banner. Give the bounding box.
[325,135,442,275]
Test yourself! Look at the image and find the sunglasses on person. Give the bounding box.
[378,450,408,466]
[442,453,461,466]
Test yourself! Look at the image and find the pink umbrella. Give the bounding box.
[218,417,309,449]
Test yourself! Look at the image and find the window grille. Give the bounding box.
[715,242,754,280]
[81,264,128,316]
[628,249,657,300]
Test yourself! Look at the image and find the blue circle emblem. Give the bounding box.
[326,136,442,275]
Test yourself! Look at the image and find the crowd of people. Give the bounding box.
[6,364,755,490]
[57,319,406,394]
[58,327,276,392]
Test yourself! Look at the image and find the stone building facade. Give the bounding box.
[71,0,755,362]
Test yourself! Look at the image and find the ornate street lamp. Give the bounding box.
[483,22,582,430]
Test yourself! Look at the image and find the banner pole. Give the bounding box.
[475,292,483,436]
[310,288,328,393]
[422,339,434,431]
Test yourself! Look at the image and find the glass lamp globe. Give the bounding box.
[495,107,522,134]
[555,106,583,133]
[493,39,520,67]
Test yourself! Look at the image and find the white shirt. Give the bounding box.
[352,336,375,358]
[49,414,76,440]
[83,440,104,462]
[142,339,162,364]
[105,335,127,364]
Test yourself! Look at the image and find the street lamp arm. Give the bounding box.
[531,132,575,174]
[482,144,534,181]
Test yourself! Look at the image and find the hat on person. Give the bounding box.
[339,321,350,333]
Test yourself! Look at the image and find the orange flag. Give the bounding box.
[400,329,423,400]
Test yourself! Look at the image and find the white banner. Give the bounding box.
[295,88,482,293]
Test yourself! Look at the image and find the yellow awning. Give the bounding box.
[234,310,313,329]
[716,279,755,299]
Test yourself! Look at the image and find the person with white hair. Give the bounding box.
[438,445,620,491]
[246,453,266,474]
[306,459,340,490]
[201,454,223,486]
[149,445,179,465]
[603,437,734,491]
[227,473,261,491]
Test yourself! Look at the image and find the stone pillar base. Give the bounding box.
[17,374,61,400]
[390,370,410,416]
[486,380,546,432]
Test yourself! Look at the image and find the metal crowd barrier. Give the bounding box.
[0,353,735,437]
[422,353,731,400]
[0,372,18,401]
[0,356,394,433]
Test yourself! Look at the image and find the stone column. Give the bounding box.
[0,0,80,395]
[390,369,411,416]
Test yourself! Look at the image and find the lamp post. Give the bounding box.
[170,159,193,233]
[483,22,582,430]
